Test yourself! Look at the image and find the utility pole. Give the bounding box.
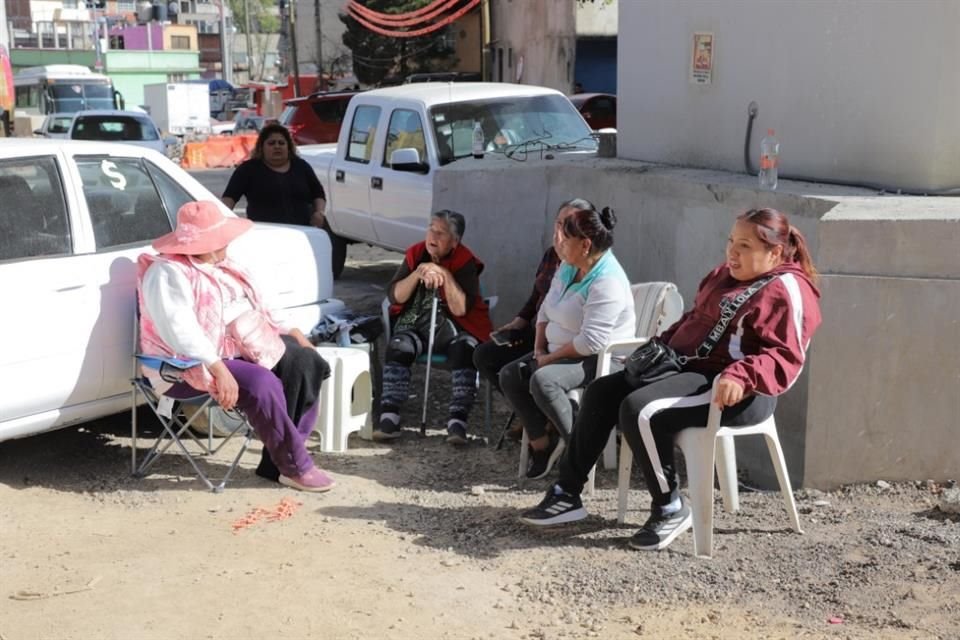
[219,0,230,83]
[313,0,323,89]
[243,0,254,80]
[289,0,300,96]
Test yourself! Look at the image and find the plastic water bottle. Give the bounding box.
[336,325,351,347]
[472,121,484,159]
[759,128,779,190]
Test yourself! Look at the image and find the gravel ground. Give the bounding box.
[1,245,958,639]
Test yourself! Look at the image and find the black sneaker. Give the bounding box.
[628,502,693,551]
[445,420,468,445]
[519,485,587,526]
[372,417,402,441]
[525,435,565,480]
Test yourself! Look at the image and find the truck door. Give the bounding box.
[328,104,381,244]
[369,108,433,251]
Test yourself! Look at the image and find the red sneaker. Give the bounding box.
[279,468,336,493]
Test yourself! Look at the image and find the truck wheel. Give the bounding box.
[330,231,348,279]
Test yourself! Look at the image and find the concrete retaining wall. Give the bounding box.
[433,156,959,488]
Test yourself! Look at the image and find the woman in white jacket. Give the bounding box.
[499,200,635,479]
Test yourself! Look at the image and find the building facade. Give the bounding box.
[575,0,616,93]
[486,0,576,92]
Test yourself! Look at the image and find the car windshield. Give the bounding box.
[429,94,596,165]
[49,82,115,113]
[72,115,158,141]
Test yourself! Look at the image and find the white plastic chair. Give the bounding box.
[518,282,684,484]
[617,376,803,558]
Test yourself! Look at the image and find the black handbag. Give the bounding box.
[623,338,684,387]
[623,274,776,389]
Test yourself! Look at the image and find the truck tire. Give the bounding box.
[329,230,348,280]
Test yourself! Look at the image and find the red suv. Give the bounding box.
[279,91,357,145]
[569,93,617,131]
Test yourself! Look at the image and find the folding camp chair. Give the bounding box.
[130,312,255,493]
[380,293,498,440]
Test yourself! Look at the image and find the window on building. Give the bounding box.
[438,29,455,54]
[170,35,191,50]
[117,0,135,10]
[497,48,503,82]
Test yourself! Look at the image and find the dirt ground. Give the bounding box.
[1,246,958,640]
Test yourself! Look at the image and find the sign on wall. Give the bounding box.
[690,32,714,85]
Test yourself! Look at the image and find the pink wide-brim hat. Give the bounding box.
[152,201,253,255]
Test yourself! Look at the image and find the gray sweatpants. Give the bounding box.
[498,352,598,441]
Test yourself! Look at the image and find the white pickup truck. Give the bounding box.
[299,83,598,277]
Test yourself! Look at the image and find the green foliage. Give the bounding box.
[228,0,280,34]
[339,0,458,86]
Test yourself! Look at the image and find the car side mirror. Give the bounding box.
[163,135,178,146]
[389,148,429,174]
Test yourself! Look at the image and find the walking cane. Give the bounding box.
[420,287,439,436]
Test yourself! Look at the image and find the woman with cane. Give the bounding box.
[373,210,492,445]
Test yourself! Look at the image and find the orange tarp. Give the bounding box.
[180,134,258,169]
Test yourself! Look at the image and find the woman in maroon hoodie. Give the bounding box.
[518,208,822,551]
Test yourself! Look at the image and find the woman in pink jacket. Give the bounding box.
[519,208,822,551]
[138,201,335,492]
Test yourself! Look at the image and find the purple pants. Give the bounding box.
[168,352,324,478]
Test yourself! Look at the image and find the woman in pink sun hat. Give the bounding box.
[137,201,335,492]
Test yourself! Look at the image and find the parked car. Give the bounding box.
[568,93,617,130]
[33,113,73,138]
[68,110,170,154]
[279,91,356,145]
[210,118,236,135]
[299,82,596,277]
[0,139,340,443]
[234,109,276,134]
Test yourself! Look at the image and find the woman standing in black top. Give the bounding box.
[222,123,327,228]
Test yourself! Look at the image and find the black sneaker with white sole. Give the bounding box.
[519,485,587,526]
[628,502,693,551]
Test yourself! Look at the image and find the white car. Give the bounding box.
[0,139,340,443]
[67,110,169,155]
[211,118,236,135]
[33,113,74,138]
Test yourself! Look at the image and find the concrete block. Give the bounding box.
[804,274,960,489]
